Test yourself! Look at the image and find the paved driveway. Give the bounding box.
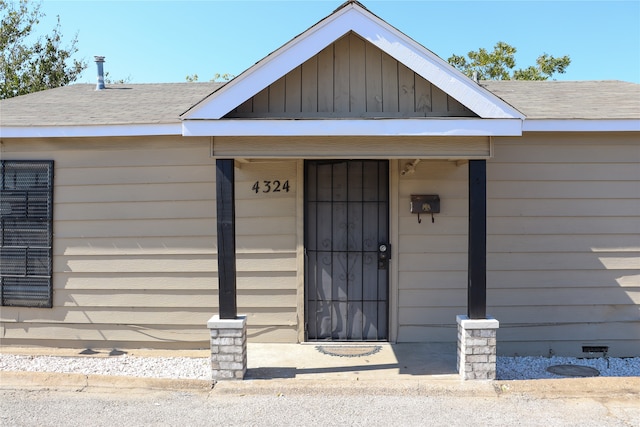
[2,381,639,427]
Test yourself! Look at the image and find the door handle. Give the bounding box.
[378,243,390,269]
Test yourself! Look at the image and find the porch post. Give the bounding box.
[457,159,499,380]
[209,159,247,382]
[467,159,486,319]
[216,159,237,319]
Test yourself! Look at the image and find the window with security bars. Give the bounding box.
[0,160,54,307]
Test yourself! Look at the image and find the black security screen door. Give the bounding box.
[305,160,389,341]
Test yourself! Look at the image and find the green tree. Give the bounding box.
[185,73,234,83]
[185,73,199,82]
[0,0,87,99]
[104,71,131,85]
[448,41,571,81]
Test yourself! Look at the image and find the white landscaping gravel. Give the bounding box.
[1,353,638,381]
[0,354,212,381]
[497,356,640,380]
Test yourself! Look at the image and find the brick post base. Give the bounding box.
[207,315,247,382]
[457,315,499,380]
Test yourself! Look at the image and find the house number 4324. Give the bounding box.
[252,180,290,193]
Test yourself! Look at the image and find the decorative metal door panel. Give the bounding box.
[305,160,389,341]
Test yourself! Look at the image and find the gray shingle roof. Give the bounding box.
[480,80,640,120]
[0,83,221,127]
[1,80,638,128]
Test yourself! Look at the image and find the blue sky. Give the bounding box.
[38,0,640,84]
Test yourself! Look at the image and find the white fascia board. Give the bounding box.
[184,7,357,120]
[0,124,182,138]
[182,119,522,137]
[183,4,524,121]
[523,119,640,132]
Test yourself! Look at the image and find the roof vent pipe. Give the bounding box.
[95,56,105,90]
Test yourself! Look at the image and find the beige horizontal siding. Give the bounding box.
[401,305,639,326]
[0,307,296,326]
[402,269,640,290]
[54,218,295,238]
[0,323,211,343]
[55,253,296,273]
[56,235,296,255]
[399,254,467,271]
[55,201,216,220]
[396,157,468,327]
[55,237,217,255]
[488,134,639,356]
[398,326,457,342]
[400,271,467,289]
[487,217,637,235]
[489,234,640,253]
[48,290,296,308]
[399,289,465,307]
[497,323,638,342]
[489,181,639,199]
[396,134,640,356]
[1,138,299,349]
[46,272,296,291]
[55,183,216,203]
[54,219,214,238]
[2,132,638,356]
[55,164,217,185]
[402,234,640,253]
[489,133,638,162]
[487,163,640,181]
[396,159,468,345]
[0,323,298,347]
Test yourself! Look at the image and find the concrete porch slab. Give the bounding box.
[245,342,458,381]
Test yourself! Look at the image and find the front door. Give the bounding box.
[305,160,389,341]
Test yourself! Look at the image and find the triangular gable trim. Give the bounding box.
[182,2,524,121]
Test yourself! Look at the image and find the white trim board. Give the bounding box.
[522,120,640,132]
[3,119,636,139]
[183,119,523,137]
[0,124,182,138]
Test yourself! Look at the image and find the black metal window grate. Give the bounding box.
[0,160,54,307]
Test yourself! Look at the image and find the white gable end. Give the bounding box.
[182,2,523,136]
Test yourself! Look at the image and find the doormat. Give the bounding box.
[546,364,600,377]
[316,345,382,358]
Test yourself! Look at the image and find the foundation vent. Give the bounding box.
[582,346,609,355]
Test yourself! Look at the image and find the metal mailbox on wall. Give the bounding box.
[410,194,440,223]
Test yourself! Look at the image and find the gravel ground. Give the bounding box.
[1,353,638,381]
[497,356,640,380]
[0,354,211,380]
